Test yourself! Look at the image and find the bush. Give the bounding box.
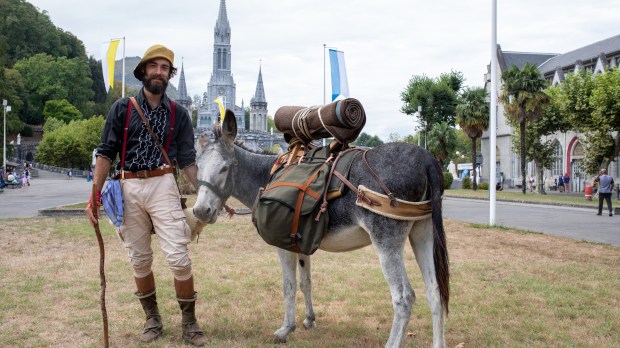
[477,182,489,190]
[442,172,453,190]
[462,176,472,189]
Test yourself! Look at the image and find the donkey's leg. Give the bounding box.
[409,218,445,348]
[371,223,415,348]
[274,248,298,343]
[297,253,316,329]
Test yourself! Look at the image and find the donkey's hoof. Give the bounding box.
[274,327,293,343]
[303,318,316,330]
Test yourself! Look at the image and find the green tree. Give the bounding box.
[43,99,83,123]
[36,116,105,168]
[455,87,489,190]
[0,0,86,66]
[401,71,464,146]
[500,63,549,194]
[427,122,457,168]
[43,117,65,133]
[353,132,384,147]
[14,53,93,124]
[587,68,620,173]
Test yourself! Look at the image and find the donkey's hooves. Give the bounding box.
[273,334,287,344]
[273,328,290,344]
[303,319,316,330]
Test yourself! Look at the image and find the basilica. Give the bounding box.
[175,0,269,133]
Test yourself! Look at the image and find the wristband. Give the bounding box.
[88,190,102,206]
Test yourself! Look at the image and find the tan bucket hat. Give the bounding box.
[133,44,175,80]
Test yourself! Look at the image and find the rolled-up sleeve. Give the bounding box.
[96,99,126,163]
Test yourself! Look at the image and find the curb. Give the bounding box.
[444,195,601,210]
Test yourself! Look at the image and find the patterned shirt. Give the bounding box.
[97,89,196,172]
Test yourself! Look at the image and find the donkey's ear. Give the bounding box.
[221,109,237,146]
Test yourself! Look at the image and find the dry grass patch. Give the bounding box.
[0,207,619,347]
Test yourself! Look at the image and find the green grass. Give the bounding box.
[0,211,619,347]
[445,188,602,208]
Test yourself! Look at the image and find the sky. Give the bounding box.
[26,0,620,140]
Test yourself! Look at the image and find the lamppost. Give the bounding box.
[16,133,21,170]
[3,99,12,172]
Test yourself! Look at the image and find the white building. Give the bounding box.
[481,34,620,191]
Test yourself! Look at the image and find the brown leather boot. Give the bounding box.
[135,272,163,343]
[175,276,207,347]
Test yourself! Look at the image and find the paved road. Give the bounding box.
[0,170,91,218]
[444,197,619,247]
[1,169,618,247]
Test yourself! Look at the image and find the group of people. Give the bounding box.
[555,173,571,192]
[0,168,31,190]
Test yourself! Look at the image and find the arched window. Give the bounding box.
[551,141,563,176]
[217,49,222,69]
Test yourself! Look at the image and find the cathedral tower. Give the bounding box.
[197,0,245,129]
[250,65,268,132]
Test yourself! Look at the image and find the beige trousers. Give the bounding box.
[118,173,193,281]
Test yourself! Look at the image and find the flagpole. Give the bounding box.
[122,37,126,98]
[489,0,498,226]
[323,43,326,105]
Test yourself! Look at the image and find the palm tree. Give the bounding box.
[455,87,489,191]
[427,122,457,169]
[500,63,549,194]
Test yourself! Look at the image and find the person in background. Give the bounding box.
[85,44,205,346]
[563,172,570,192]
[558,174,565,193]
[594,168,614,217]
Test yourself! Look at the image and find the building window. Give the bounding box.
[552,141,563,176]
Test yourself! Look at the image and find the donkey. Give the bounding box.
[192,110,449,348]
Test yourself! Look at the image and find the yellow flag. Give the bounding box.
[214,97,226,124]
[101,40,120,92]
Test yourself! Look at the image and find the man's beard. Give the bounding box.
[143,74,168,94]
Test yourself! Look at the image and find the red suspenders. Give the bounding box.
[121,99,177,168]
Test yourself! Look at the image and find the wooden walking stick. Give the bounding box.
[91,184,109,347]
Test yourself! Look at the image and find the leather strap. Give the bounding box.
[116,166,173,180]
[121,101,132,169]
[129,97,173,166]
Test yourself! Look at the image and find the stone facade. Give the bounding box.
[481,35,620,192]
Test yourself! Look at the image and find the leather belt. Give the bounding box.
[116,166,173,179]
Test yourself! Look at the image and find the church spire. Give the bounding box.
[253,64,267,103]
[177,58,192,111]
[215,0,230,34]
[178,59,188,100]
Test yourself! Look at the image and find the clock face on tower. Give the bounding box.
[217,87,225,95]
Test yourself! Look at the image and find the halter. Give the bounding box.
[196,159,237,205]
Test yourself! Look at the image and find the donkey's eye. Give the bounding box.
[219,166,229,174]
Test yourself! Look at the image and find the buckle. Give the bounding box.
[136,170,149,178]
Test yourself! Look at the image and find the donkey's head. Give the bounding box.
[192,110,238,224]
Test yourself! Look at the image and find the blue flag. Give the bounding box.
[329,49,350,101]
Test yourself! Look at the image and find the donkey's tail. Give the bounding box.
[427,160,449,314]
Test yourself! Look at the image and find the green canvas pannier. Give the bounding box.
[252,146,332,255]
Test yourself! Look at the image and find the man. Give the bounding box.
[85,44,206,346]
[594,168,614,217]
[558,174,565,193]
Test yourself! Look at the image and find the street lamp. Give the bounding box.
[16,133,21,169]
[3,99,12,172]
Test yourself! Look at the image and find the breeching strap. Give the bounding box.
[91,184,109,347]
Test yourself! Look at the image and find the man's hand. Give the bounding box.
[85,190,102,226]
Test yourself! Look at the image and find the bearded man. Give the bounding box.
[86,44,206,346]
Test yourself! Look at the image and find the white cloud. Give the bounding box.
[27,0,620,139]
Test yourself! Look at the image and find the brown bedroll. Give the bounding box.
[274,98,366,144]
